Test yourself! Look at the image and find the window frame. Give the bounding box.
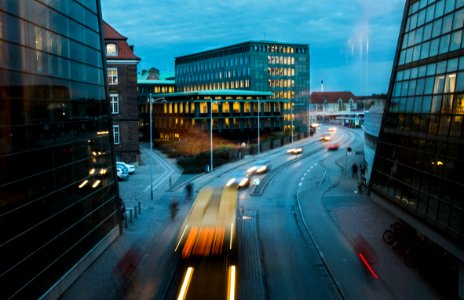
[113,125,120,144]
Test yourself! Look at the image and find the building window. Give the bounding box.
[113,125,120,144]
[106,43,118,56]
[110,93,119,114]
[108,68,118,85]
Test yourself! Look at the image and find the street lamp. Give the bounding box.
[257,97,260,155]
[148,93,166,200]
[291,102,294,143]
[210,97,214,172]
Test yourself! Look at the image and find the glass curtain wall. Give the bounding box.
[0,1,120,298]
[371,0,464,245]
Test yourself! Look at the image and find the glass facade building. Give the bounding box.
[371,0,463,295]
[0,1,121,298]
[175,41,310,133]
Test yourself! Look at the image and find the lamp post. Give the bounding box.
[210,97,214,172]
[257,97,260,155]
[148,94,166,200]
[291,102,294,143]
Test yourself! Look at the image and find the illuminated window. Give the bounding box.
[106,43,117,56]
[108,68,118,85]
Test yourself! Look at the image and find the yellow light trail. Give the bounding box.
[177,267,194,300]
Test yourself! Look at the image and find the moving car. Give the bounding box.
[328,126,337,133]
[320,133,331,142]
[117,161,135,174]
[326,143,340,151]
[225,172,250,189]
[117,164,129,180]
[287,147,303,155]
[247,160,270,175]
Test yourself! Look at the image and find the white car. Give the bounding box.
[247,160,270,175]
[116,161,135,174]
[116,166,129,180]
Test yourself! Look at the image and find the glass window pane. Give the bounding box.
[445,0,456,14]
[435,0,445,18]
[450,30,463,51]
[426,5,436,22]
[442,14,453,34]
[453,8,464,30]
[439,34,451,54]
[432,19,443,38]
[421,41,430,59]
[430,38,440,56]
[423,23,433,40]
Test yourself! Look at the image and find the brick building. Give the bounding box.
[103,21,141,163]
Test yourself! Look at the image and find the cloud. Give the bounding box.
[101,0,405,94]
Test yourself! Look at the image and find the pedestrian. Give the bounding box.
[169,198,179,220]
[185,183,193,202]
[360,163,366,177]
[352,163,358,178]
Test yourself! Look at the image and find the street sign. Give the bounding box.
[253,178,260,186]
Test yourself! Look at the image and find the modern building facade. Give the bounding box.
[370,0,464,297]
[151,90,274,142]
[0,1,122,298]
[175,41,310,134]
[104,21,140,163]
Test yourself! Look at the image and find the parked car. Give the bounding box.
[247,160,270,175]
[117,164,129,180]
[287,147,303,155]
[225,172,250,189]
[117,161,135,174]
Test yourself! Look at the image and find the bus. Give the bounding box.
[174,186,238,300]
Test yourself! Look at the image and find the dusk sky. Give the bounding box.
[101,0,406,96]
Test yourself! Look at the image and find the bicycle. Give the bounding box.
[357,177,367,193]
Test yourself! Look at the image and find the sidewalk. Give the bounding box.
[60,147,185,300]
[300,148,444,300]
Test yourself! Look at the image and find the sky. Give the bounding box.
[101,0,406,96]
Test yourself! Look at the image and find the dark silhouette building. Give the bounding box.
[0,2,122,298]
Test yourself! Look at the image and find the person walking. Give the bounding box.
[169,198,179,220]
[352,163,358,178]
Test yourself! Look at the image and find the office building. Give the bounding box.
[104,21,141,163]
[0,1,122,298]
[370,0,464,297]
[175,41,310,133]
[138,68,175,140]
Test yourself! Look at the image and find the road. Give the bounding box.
[62,125,443,300]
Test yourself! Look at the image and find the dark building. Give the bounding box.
[0,1,122,298]
[175,41,310,134]
[370,0,464,297]
[137,68,176,140]
[103,21,141,163]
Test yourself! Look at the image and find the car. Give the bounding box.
[320,133,331,142]
[225,172,250,189]
[116,161,135,174]
[287,147,303,155]
[247,160,270,175]
[328,126,337,133]
[326,143,340,151]
[116,165,129,180]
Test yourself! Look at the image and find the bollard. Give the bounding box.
[138,201,141,214]
[127,208,133,223]
[134,205,137,218]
